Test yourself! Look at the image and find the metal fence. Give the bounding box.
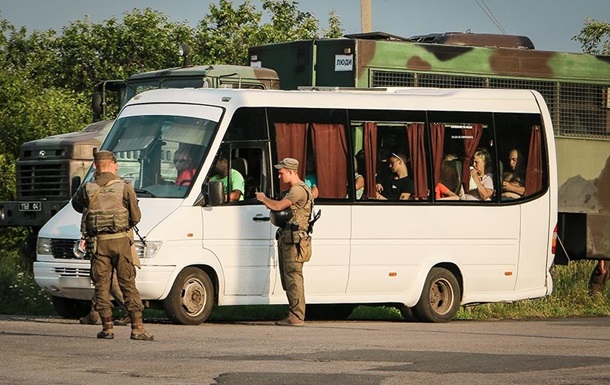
[371,70,610,138]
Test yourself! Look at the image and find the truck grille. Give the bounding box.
[18,163,70,199]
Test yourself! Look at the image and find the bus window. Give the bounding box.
[429,112,495,202]
[349,109,428,201]
[494,113,546,200]
[268,108,349,200]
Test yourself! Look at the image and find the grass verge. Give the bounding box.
[2,244,609,321]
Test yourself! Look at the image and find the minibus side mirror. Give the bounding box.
[207,181,224,206]
[71,176,82,197]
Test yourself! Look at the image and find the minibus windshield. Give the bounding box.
[100,113,218,198]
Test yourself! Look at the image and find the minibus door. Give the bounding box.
[202,204,276,296]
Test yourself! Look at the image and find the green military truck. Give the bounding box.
[248,31,610,266]
[0,63,280,254]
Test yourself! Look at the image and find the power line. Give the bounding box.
[474,0,507,35]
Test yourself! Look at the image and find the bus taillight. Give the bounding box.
[552,224,558,255]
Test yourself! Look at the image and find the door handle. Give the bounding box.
[253,216,270,221]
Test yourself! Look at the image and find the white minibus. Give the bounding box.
[35,87,557,324]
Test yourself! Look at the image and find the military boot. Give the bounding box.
[79,309,101,325]
[129,313,154,341]
[97,317,114,339]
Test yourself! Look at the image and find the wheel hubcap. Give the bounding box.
[429,278,454,315]
[181,278,206,316]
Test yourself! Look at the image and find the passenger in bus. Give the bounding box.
[435,159,460,200]
[463,148,494,201]
[375,152,414,200]
[174,147,197,186]
[209,153,245,201]
[304,157,319,199]
[354,166,365,200]
[375,148,392,193]
[354,150,365,199]
[502,149,525,199]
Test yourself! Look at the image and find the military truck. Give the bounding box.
[0,61,280,260]
[248,31,610,265]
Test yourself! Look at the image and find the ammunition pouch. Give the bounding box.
[85,209,129,235]
[85,236,97,257]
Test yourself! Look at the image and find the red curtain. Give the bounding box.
[363,122,378,199]
[311,123,348,198]
[461,124,484,191]
[430,123,445,185]
[524,125,542,196]
[407,123,428,199]
[274,123,308,190]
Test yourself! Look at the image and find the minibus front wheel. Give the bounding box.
[164,267,214,325]
[414,267,461,323]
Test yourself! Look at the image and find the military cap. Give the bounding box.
[274,157,299,170]
[93,150,117,162]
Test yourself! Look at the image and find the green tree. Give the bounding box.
[195,0,343,65]
[572,17,610,55]
[55,9,194,94]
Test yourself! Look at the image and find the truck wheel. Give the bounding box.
[414,267,460,323]
[164,267,214,325]
[51,296,91,319]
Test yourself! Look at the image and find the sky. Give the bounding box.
[1,0,608,53]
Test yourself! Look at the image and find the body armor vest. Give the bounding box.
[84,180,129,235]
[287,182,313,232]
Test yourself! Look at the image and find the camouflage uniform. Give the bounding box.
[72,150,153,341]
[277,181,313,323]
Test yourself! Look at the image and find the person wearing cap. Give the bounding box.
[71,150,154,341]
[255,157,313,326]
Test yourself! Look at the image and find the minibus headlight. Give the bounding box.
[37,237,53,256]
[134,241,162,259]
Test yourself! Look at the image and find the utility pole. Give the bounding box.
[361,0,372,32]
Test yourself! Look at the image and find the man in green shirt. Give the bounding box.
[209,154,245,202]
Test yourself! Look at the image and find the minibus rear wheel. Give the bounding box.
[414,267,460,323]
[164,267,214,325]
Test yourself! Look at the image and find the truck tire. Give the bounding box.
[51,296,91,319]
[414,267,460,323]
[163,267,214,325]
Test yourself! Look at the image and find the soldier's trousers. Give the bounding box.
[91,237,144,319]
[278,240,306,321]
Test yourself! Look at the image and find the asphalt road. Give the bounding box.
[1,315,609,385]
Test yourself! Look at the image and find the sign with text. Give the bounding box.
[334,54,353,71]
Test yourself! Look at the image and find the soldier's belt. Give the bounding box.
[96,231,129,241]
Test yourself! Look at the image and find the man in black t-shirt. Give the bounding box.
[375,152,414,200]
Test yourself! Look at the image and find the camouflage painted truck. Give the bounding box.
[0,62,279,266]
[249,31,610,266]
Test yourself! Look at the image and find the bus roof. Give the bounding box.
[125,87,545,115]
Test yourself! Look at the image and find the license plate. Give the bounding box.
[19,201,42,211]
[58,277,94,289]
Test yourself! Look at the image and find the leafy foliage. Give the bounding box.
[572,17,610,55]
[0,1,343,313]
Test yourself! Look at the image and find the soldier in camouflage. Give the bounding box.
[256,158,313,326]
[72,150,153,341]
